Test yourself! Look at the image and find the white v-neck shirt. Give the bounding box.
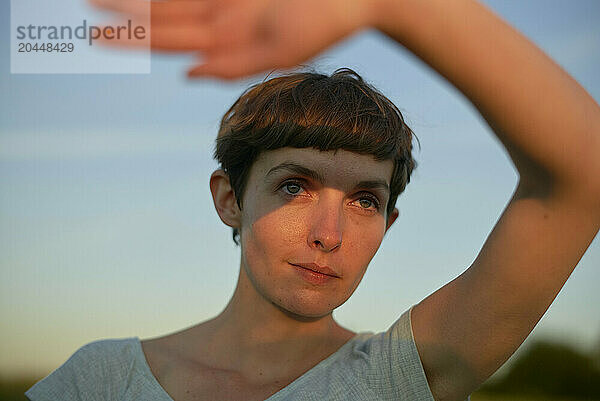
[26,307,469,400]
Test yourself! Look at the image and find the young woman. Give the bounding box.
[26,0,600,400]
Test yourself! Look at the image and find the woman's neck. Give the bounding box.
[183,266,356,381]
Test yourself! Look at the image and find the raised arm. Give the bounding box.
[91,0,600,399]
[370,0,600,400]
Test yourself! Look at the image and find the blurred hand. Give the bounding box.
[89,0,375,79]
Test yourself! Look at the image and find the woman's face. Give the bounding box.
[238,147,398,318]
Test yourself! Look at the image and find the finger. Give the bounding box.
[93,23,213,51]
[150,1,213,26]
[89,0,213,25]
[187,46,279,80]
[88,0,149,17]
[86,24,150,48]
[151,24,213,51]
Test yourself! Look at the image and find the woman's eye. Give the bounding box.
[281,181,304,195]
[357,195,380,210]
[359,199,374,209]
[279,182,380,211]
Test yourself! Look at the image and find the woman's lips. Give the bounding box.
[290,263,339,285]
[290,262,340,278]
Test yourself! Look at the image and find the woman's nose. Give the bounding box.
[307,194,344,252]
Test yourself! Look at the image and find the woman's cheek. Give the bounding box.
[347,217,385,252]
[262,208,307,243]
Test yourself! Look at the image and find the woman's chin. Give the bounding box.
[273,295,340,321]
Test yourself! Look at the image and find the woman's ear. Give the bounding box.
[210,169,242,229]
[385,207,399,233]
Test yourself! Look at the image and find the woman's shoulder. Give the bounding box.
[61,337,142,375]
[77,337,140,359]
[25,337,145,401]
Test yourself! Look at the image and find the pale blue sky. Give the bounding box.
[1,0,599,379]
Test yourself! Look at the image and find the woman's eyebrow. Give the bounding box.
[266,162,325,183]
[265,162,390,195]
[355,180,390,196]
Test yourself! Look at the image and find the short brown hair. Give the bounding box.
[213,68,417,245]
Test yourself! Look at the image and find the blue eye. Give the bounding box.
[280,180,305,195]
[278,180,381,212]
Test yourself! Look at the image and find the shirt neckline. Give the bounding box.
[132,332,373,401]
